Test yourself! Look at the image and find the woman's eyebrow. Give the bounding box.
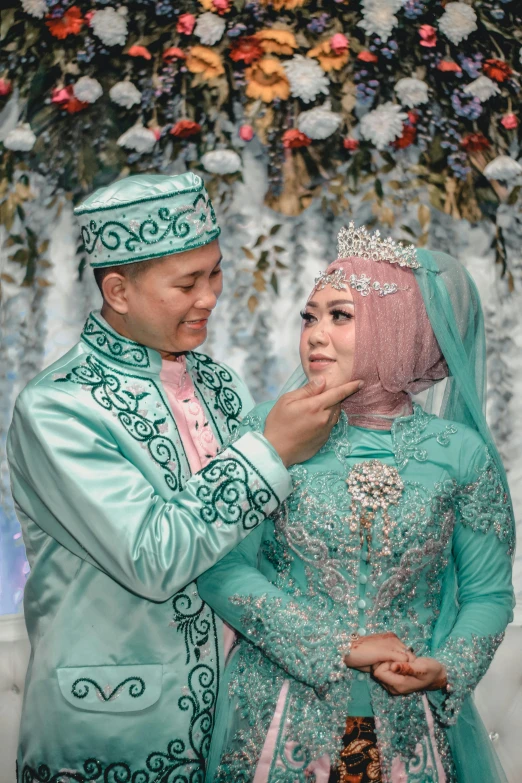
[327,299,354,306]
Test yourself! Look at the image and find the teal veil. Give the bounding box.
[280,245,514,783]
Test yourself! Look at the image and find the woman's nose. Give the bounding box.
[308,325,328,346]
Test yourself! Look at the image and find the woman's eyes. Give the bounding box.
[300,309,353,324]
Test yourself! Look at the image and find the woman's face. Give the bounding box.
[299,283,356,389]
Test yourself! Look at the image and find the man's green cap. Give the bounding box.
[74,172,221,268]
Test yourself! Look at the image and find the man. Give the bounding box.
[7,172,360,781]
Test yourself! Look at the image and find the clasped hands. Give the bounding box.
[344,632,448,696]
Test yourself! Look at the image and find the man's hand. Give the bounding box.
[344,632,415,673]
[371,657,448,695]
[263,376,362,467]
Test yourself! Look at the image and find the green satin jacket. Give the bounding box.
[7,311,291,783]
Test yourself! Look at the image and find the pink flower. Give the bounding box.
[151,126,162,140]
[501,113,518,130]
[163,46,186,62]
[0,78,12,97]
[239,124,254,141]
[128,45,152,60]
[330,33,349,55]
[177,13,196,35]
[419,24,437,48]
[343,137,359,151]
[213,0,230,13]
[84,10,94,25]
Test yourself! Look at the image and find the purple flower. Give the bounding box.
[451,89,482,120]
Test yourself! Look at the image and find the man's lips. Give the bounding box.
[183,318,208,330]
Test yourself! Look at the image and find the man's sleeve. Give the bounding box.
[7,386,291,602]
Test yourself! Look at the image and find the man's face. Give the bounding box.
[111,239,223,355]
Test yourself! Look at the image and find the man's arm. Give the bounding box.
[7,385,291,602]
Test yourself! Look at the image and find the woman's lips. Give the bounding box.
[309,356,336,370]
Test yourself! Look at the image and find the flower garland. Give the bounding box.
[0,0,521,282]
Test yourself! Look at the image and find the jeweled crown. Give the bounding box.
[337,222,420,269]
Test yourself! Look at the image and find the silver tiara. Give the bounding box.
[337,222,420,269]
[315,268,408,297]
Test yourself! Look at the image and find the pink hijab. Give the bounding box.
[316,256,448,430]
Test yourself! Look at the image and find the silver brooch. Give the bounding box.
[314,268,406,297]
[337,222,420,269]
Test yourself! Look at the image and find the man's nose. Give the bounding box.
[195,284,218,311]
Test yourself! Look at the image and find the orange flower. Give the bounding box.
[308,40,349,72]
[186,46,225,80]
[245,58,290,102]
[254,29,297,57]
[199,0,231,13]
[128,45,152,60]
[282,129,311,148]
[259,0,307,9]
[483,59,513,83]
[461,133,490,152]
[163,47,186,62]
[230,37,264,65]
[45,6,83,39]
[357,50,378,63]
[170,120,202,138]
[437,59,462,73]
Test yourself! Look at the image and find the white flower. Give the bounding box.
[283,56,329,104]
[91,7,128,47]
[21,0,47,18]
[117,124,157,154]
[438,2,477,45]
[297,103,342,140]
[358,0,403,42]
[4,123,36,151]
[394,77,429,108]
[359,102,407,150]
[463,76,500,102]
[109,81,142,109]
[201,149,242,175]
[73,76,103,104]
[194,13,226,46]
[483,155,522,182]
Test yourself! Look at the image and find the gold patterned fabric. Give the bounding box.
[329,717,382,783]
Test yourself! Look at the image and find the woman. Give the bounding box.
[198,224,515,783]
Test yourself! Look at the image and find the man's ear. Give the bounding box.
[102,271,129,314]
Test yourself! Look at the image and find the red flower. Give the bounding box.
[501,113,518,130]
[437,59,462,73]
[128,45,152,60]
[282,129,311,149]
[0,78,12,97]
[343,137,359,151]
[51,85,88,114]
[419,24,437,48]
[407,110,419,125]
[177,13,196,35]
[483,59,513,83]
[357,50,378,63]
[170,120,202,138]
[163,47,186,63]
[239,124,254,141]
[461,133,490,152]
[230,36,264,65]
[45,6,83,39]
[330,33,349,55]
[393,124,417,149]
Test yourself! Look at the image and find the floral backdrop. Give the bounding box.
[1,0,522,614]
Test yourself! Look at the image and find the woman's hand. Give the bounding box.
[371,657,447,695]
[344,632,415,672]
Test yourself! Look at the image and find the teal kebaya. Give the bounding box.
[7,311,291,781]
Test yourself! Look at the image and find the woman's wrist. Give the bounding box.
[343,632,361,667]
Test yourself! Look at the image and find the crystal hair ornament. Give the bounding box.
[337,222,421,269]
[314,268,407,297]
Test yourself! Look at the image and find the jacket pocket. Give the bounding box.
[56,664,163,713]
